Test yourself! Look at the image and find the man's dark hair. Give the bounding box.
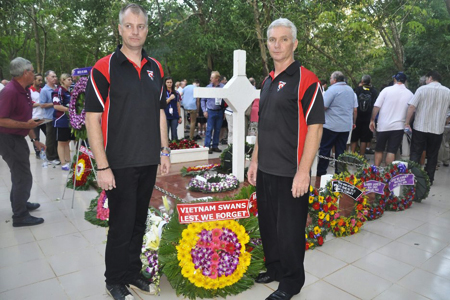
[193,79,200,84]
[34,73,42,79]
[426,70,442,83]
[320,79,327,86]
[361,75,371,85]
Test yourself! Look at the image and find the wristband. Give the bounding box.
[96,166,110,171]
[161,146,171,154]
[30,138,37,143]
[161,152,170,157]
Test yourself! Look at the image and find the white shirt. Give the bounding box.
[409,82,450,134]
[374,83,413,132]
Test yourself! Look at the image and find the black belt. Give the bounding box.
[208,109,222,111]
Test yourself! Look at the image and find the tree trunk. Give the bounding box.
[446,0,450,15]
[249,0,269,76]
[30,6,42,73]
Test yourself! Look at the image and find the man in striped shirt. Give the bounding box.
[405,70,450,185]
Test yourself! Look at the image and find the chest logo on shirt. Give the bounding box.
[278,81,286,92]
[147,70,154,81]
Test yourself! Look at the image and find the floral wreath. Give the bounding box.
[306,186,338,250]
[356,165,389,221]
[188,173,239,193]
[181,164,221,177]
[96,190,109,221]
[323,172,370,237]
[336,152,368,173]
[383,163,415,211]
[69,77,88,140]
[169,139,201,150]
[399,160,430,203]
[84,191,109,227]
[140,207,170,295]
[158,198,264,299]
[66,152,96,191]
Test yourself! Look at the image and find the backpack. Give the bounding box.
[358,87,372,113]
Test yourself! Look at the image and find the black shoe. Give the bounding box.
[26,202,40,211]
[444,163,449,167]
[127,276,151,295]
[255,272,275,284]
[212,147,222,153]
[365,148,375,154]
[13,215,44,227]
[106,284,134,300]
[208,148,213,154]
[220,139,228,145]
[266,290,294,300]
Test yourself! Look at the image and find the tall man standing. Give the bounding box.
[0,57,46,227]
[40,70,60,164]
[315,71,356,187]
[85,4,170,300]
[247,18,324,300]
[181,79,200,140]
[405,70,450,185]
[201,71,224,154]
[370,72,413,166]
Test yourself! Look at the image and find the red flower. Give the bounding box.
[323,205,329,213]
[318,219,324,227]
[312,202,320,210]
[309,231,314,238]
[305,243,309,250]
[226,242,236,253]
[318,236,324,245]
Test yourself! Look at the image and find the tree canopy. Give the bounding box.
[1,0,449,91]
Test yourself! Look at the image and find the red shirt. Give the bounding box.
[0,79,33,136]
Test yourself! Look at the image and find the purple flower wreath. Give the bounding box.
[69,77,88,139]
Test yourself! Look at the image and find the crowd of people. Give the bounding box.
[315,69,450,188]
[1,3,450,300]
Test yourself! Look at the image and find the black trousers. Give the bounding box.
[45,123,58,161]
[104,165,157,285]
[0,133,32,220]
[317,128,350,176]
[410,129,443,183]
[256,169,308,295]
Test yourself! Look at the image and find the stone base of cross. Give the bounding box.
[194,50,260,182]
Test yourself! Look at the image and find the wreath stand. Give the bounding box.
[61,139,97,209]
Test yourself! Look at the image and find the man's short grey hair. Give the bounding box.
[267,18,297,41]
[362,75,371,85]
[44,70,55,83]
[10,57,32,78]
[119,3,148,25]
[331,71,345,82]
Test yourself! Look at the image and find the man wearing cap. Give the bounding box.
[370,72,413,166]
[405,70,450,185]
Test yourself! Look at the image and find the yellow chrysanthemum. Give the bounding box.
[330,220,336,226]
[340,227,346,233]
[318,211,325,219]
[325,214,330,221]
[319,196,324,203]
[75,159,86,180]
[309,196,314,203]
[314,226,321,235]
[310,185,313,192]
[354,226,359,233]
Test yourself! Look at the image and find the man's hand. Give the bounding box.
[247,161,257,186]
[369,121,376,132]
[160,156,171,175]
[97,169,116,191]
[34,141,46,151]
[292,170,310,198]
[204,111,208,119]
[27,119,43,129]
[178,117,182,124]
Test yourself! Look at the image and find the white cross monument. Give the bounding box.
[194,50,259,182]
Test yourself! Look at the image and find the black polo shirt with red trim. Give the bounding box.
[85,45,165,169]
[258,61,325,177]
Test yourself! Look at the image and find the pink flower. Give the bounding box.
[212,228,223,239]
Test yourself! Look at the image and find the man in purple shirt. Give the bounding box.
[0,57,46,227]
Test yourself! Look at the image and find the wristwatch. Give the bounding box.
[161,147,171,154]
[30,138,37,143]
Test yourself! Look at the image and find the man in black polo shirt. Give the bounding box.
[247,18,324,300]
[85,4,170,300]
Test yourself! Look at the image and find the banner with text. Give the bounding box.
[363,180,386,195]
[177,200,250,224]
[80,146,94,158]
[389,174,415,191]
[331,180,363,200]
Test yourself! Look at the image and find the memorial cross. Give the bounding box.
[194,50,260,181]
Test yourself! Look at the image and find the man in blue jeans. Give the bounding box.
[201,71,224,154]
[315,71,357,187]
